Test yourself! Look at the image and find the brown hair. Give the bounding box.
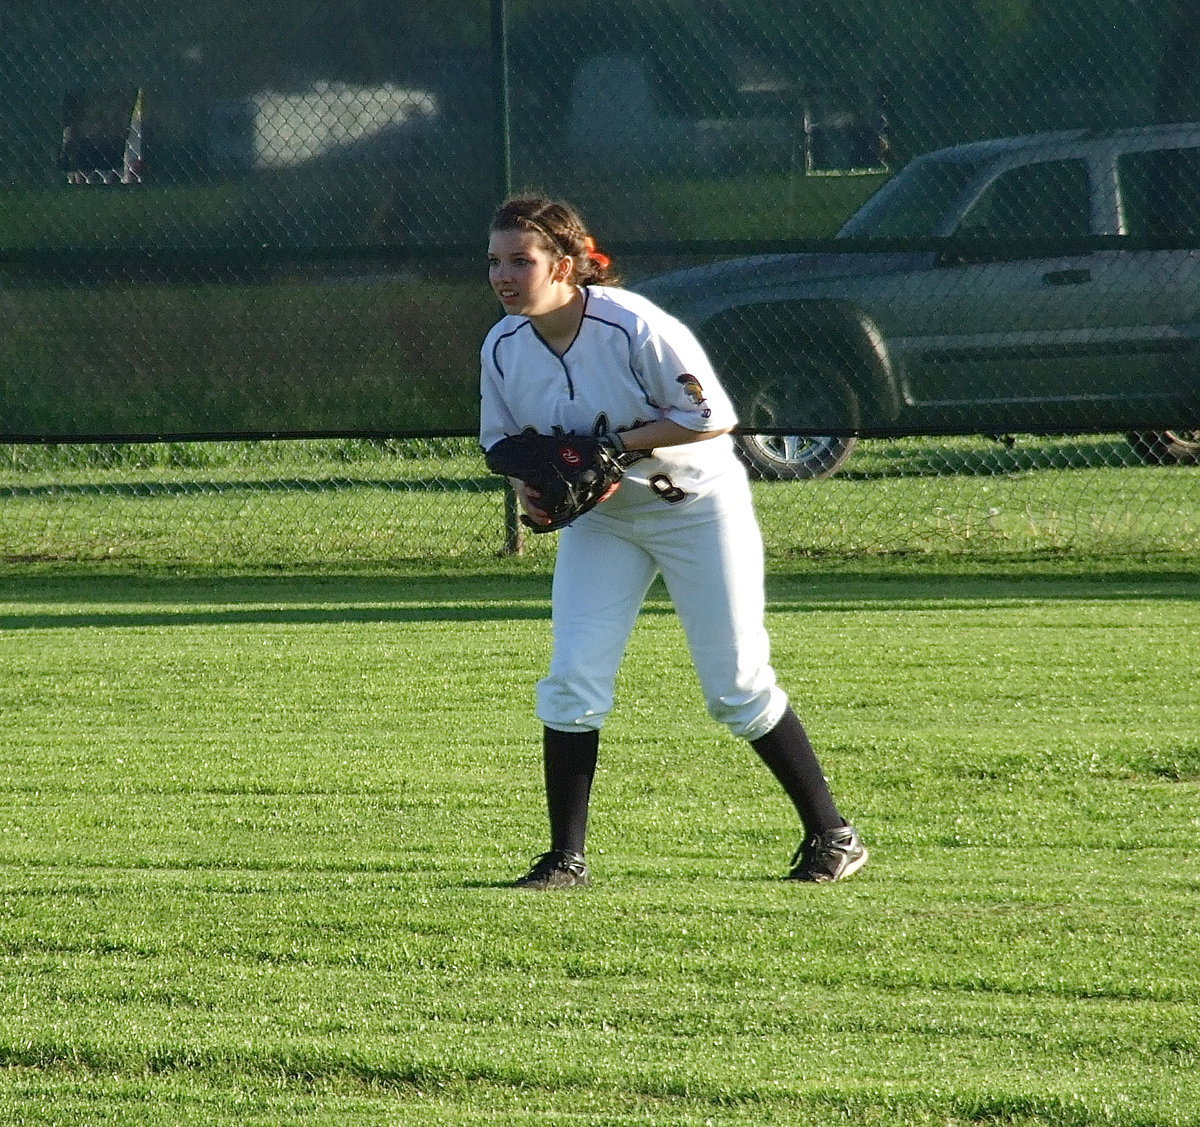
[490,194,621,286]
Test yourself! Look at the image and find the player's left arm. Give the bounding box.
[616,418,733,453]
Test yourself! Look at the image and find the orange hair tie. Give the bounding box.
[583,235,612,270]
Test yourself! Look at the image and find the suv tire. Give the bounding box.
[735,432,858,480]
[732,364,860,480]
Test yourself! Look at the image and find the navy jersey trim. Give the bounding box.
[581,311,656,407]
[490,320,535,380]
[491,318,575,399]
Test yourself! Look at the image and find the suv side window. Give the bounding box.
[955,159,1091,239]
[1118,146,1200,243]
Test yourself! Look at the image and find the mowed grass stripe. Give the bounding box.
[0,568,1196,1124]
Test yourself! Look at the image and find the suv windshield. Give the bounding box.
[839,156,985,238]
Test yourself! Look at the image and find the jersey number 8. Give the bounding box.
[649,473,688,505]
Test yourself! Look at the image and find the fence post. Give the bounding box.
[491,0,524,555]
[492,0,513,201]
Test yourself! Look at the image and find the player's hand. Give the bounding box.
[512,480,552,528]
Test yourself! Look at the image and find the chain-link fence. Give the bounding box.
[2,1,1198,563]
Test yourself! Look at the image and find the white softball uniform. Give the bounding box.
[480,285,789,740]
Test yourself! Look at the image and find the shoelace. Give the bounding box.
[791,831,851,871]
[526,850,583,876]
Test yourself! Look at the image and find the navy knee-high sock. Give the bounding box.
[749,707,843,837]
[543,726,599,855]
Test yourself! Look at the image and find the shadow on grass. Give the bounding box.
[0,564,1195,632]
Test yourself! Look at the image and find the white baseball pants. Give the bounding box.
[536,489,789,740]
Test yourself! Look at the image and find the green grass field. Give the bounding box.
[1,556,1197,1125]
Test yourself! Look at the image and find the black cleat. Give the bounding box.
[787,825,868,883]
[513,849,590,890]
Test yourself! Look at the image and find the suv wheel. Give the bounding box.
[735,432,858,480]
[1126,430,1200,465]
[733,370,859,480]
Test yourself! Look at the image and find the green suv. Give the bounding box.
[637,123,1200,478]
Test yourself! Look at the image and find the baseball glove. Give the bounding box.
[485,432,634,532]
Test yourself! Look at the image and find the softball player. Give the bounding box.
[481,195,866,889]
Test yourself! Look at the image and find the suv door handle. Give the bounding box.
[1042,268,1091,286]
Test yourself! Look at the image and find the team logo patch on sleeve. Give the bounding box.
[676,374,706,405]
